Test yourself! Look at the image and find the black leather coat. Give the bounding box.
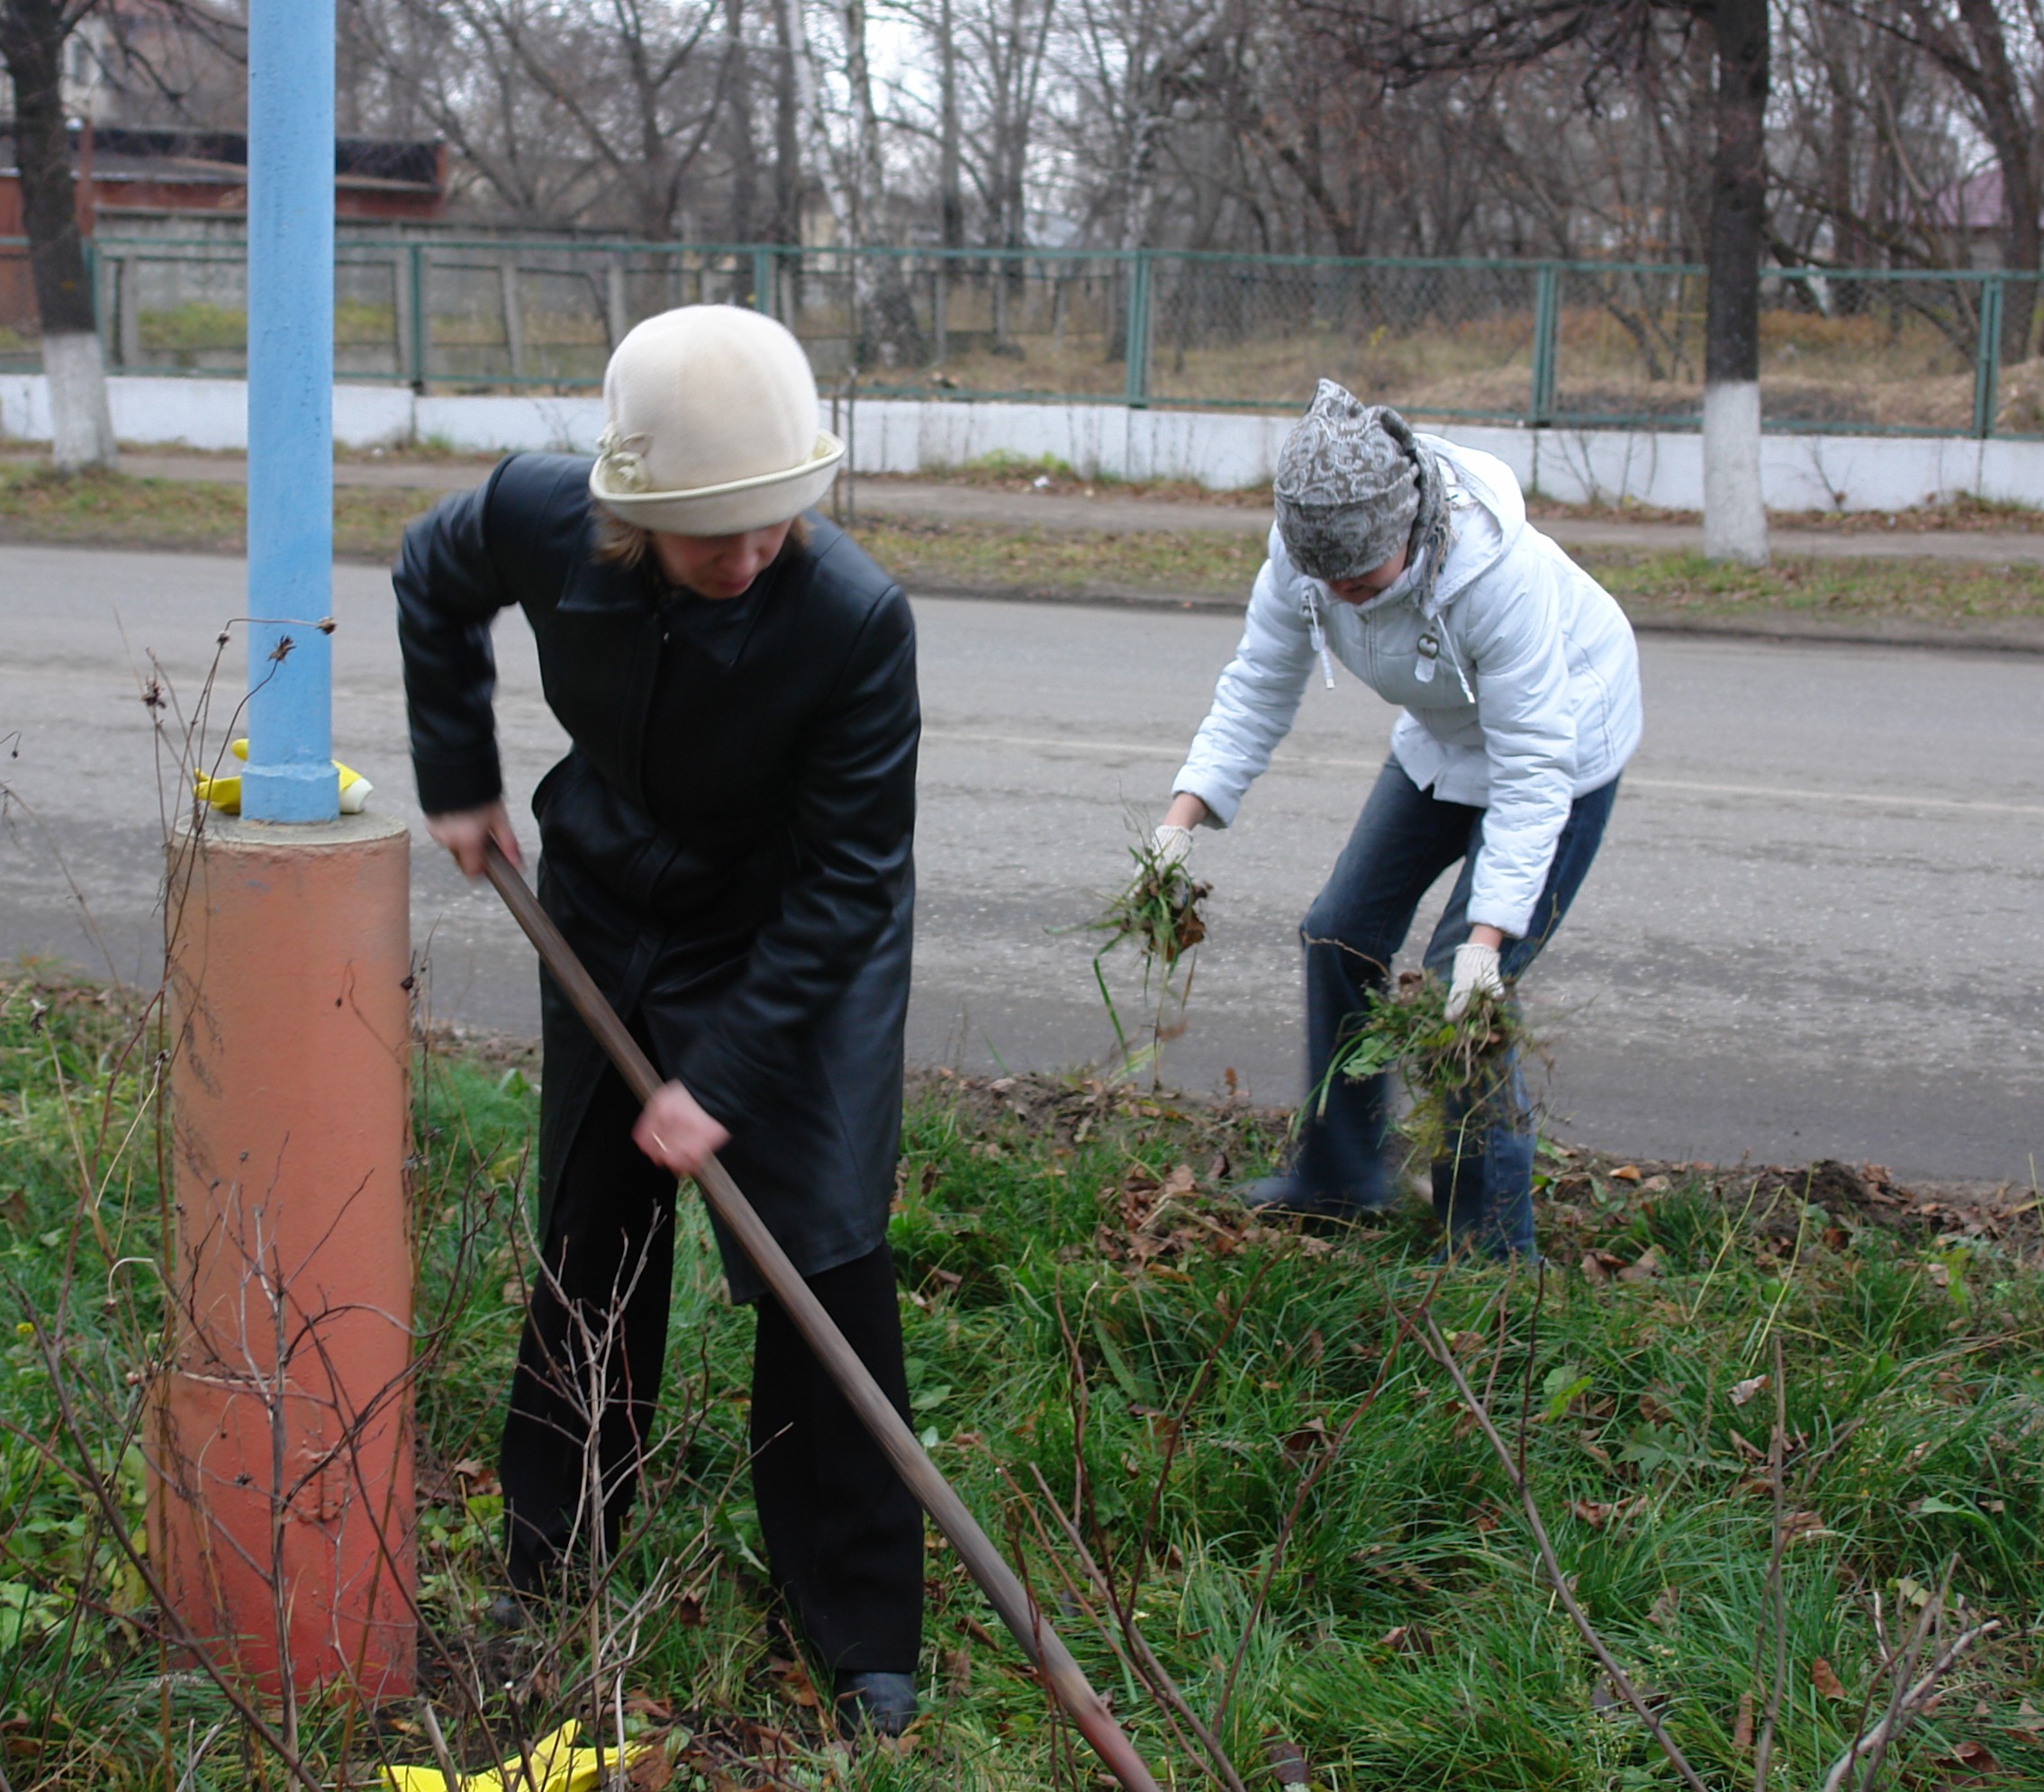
[394,454,918,1299]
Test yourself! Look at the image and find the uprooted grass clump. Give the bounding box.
[1328,968,1535,1168]
[4,974,2042,1791]
[1081,825,1211,1073]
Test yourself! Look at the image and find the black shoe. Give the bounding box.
[835,1670,918,1739]
[1241,1175,1388,1225]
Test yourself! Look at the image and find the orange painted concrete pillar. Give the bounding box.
[155,812,415,1697]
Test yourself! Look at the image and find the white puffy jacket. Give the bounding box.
[1171,436,1642,938]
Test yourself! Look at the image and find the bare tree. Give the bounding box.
[337,0,727,235]
[0,0,118,469]
[1302,0,1768,559]
[1856,0,2044,358]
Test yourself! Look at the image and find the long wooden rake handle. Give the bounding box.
[482,844,1162,1790]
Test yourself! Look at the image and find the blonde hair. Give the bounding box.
[591,504,810,571]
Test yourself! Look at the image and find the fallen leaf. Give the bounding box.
[767,1655,819,1708]
[627,1744,673,1792]
[1378,1625,1434,1656]
[1812,1656,1848,1700]
[1611,1164,1642,1183]
[1733,1688,1755,1752]
[1730,1374,1769,1407]
[1265,1738,1311,1786]
[1618,1248,1662,1283]
[1580,1252,1609,1286]
[1281,1418,1329,1468]
[1649,1586,1680,1629]
[1942,1740,1998,1774]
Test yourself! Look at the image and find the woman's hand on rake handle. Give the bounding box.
[634,1080,732,1179]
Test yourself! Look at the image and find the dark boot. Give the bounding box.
[834,1670,918,1739]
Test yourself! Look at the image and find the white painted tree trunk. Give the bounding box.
[1702,378,1767,566]
[43,330,120,474]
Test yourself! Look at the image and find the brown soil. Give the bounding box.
[908,1069,2039,1260]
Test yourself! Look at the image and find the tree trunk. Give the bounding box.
[1951,0,2038,366]
[724,0,756,249]
[1703,0,1767,566]
[770,0,803,312]
[0,0,119,472]
[936,0,963,250]
[837,0,924,367]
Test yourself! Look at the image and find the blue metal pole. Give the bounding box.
[241,0,338,824]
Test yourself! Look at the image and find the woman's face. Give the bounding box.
[649,520,794,599]
[1325,543,1409,605]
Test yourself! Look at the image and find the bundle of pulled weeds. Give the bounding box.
[1327,969,1533,1169]
[1083,829,1212,1054]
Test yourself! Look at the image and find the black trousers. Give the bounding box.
[498,1057,924,1674]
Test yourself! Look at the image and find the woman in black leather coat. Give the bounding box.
[393,306,922,1735]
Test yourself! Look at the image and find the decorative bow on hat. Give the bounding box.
[193,738,374,815]
[381,1719,647,1792]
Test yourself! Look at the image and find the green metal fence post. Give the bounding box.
[752,246,774,317]
[407,242,427,393]
[1124,250,1152,409]
[1972,276,2003,439]
[1530,262,1560,426]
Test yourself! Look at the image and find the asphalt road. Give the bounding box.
[3,541,2039,1183]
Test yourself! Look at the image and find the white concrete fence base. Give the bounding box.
[2,372,2039,515]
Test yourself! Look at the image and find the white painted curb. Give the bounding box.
[1,372,2037,514]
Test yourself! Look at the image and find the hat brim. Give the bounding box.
[590,432,846,535]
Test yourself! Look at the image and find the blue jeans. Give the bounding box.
[1294,759,1620,1258]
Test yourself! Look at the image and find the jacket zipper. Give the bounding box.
[1304,590,1336,690]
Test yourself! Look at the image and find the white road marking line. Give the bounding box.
[923,730,2044,818]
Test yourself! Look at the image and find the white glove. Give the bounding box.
[1444,941,1505,1022]
[1152,823,1194,868]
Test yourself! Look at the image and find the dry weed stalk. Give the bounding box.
[1414,1301,1713,1792]
[1819,1559,2001,1792]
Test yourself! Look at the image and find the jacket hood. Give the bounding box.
[1348,437,1526,621]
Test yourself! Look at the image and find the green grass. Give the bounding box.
[859,512,2044,628]
[2,971,2039,1788]
[0,463,2039,632]
[0,464,443,562]
[1581,548,2044,626]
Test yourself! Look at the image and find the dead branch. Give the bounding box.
[1821,1616,2002,1792]
[1029,1463,1249,1792]
[1416,1309,1712,1792]
[1753,1332,1788,1792]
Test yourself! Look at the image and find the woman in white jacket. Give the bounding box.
[1159,384,1642,1259]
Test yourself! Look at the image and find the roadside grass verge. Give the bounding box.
[2,971,2039,1789]
[855,513,2044,626]
[4,463,2041,630]
[0,464,439,562]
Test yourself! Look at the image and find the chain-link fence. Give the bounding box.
[4,237,2040,439]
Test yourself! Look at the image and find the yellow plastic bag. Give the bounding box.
[193,738,373,816]
[381,1717,645,1792]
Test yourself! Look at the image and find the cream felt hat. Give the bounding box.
[588,305,845,535]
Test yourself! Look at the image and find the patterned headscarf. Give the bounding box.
[1274,384,1449,601]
